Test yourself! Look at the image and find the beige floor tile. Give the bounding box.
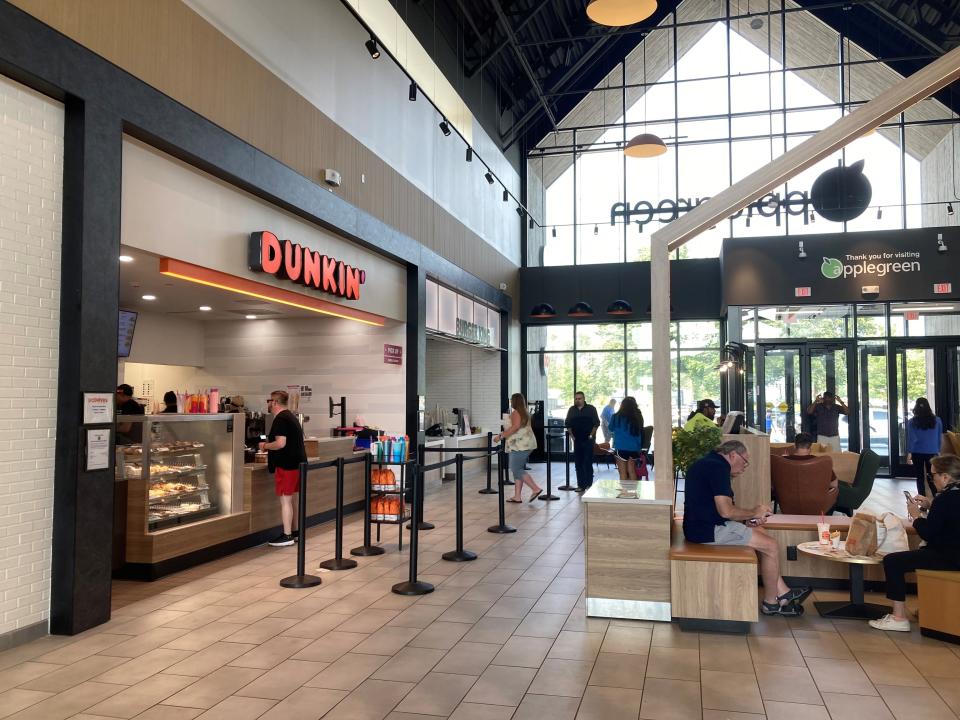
[95,649,193,686]
[899,644,960,679]
[876,684,957,720]
[127,706,202,720]
[490,636,552,668]
[511,693,581,720]
[372,647,446,683]
[645,646,700,681]
[462,618,521,645]
[588,651,646,690]
[324,678,414,720]
[699,635,753,673]
[0,689,53,719]
[562,613,609,634]
[747,637,805,668]
[192,695,276,720]
[461,584,511,603]
[269,596,338,621]
[600,626,652,656]
[97,629,191,660]
[856,650,930,688]
[701,670,764,714]
[0,662,61,693]
[281,612,353,640]
[84,673,196,718]
[931,676,960,715]
[226,635,312,670]
[161,606,236,631]
[4,680,123,720]
[839,629,899,655]
[290,632,368,663]
[447,702,515,720]
[338,609,401,635]
[513,613,567,639]
[794,631,854,660]
[106,612,191,637]
[505,580,551,599]
[575,685,642,720]
[530,659,593,697]
[438,600,495,625]
[18,654,128,693]
[638,677,701,720]
[547,631,602,662]
[306,653,390,691]
[754,664,822,705]
[463,665,536,706]
[822,691,895,720]
[394,673,478,716]
[530,594,579,615]
[805,656,877,696]
[436,642,502,675]
[407,622,473,651]
[352,626,421,656]
[162,624,247,652]
[387,604,449,629]
[256,686,348,720]
[484,596,537,619]
[762,700,829,719]
[701,711,765,720]
[235,659,329,700]
[650,624,699,650]
[221,618,297,645]
[0,638,75,672]
[163,667,264,709]
[546,578,584,596]
[34,635,133,666]
[163,643,256,678]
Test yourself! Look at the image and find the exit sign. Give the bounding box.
[794,287,811,298]
[934,282,953,294]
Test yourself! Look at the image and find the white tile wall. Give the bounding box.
[0,75,63,636]
[425,338,501,433]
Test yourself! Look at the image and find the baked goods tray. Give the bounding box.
[148,465,208,479]
[148,486,211,504]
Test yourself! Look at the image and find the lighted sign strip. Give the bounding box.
[158,258,385,327]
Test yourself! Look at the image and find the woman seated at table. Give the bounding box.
[869,454,960,632]
[609,396,644,481]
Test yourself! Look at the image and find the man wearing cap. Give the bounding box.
[684,398,718,432]
[806,392,848,452]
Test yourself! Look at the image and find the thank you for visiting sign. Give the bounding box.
[722,227,959,306]
[249,230,366,300]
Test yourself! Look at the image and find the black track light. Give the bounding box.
[365,37,380,59]
[551,227,557,238]
[409,82,417,101]
[516,206,524,218]
[503,189,509,202]
[948,203,955,216]
[465,147,473,162]
[746,215,751,227]
[528,217,535,230]
[485,171,494,185]
[439,119,451,136]
[877,206,882,220]
[593,224,598,235]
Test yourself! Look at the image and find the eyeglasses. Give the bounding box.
[737,452,750,468]
[265,399,276,405]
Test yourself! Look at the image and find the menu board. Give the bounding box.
[118,310,138,358]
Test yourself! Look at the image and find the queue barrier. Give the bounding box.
[279,456,340,589]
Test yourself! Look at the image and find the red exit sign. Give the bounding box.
[934,283,953,294]
[794,287,811,298]
[383,344,403,365]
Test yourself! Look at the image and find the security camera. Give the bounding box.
[323,169,342,188]
[797,240,807,259]
[499,282,508,291]
[938,234,948,254]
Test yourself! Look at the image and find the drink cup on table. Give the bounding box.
[817,521,831,545]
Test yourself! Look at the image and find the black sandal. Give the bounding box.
[761,600,804,616]
[506,498,523,503]
[778,587,812,606]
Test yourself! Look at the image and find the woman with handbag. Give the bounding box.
[495,393,543,503]
[609,396,644,481]
[869,454,960,632]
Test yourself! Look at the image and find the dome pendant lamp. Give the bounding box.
[607,299,633,316]
[587,0,657,26]
[624,133,667,158]
[568,301,595,318]
[530,303,557,319]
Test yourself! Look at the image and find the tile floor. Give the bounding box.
[0,464,953,720]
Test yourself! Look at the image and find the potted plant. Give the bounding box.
[672,424,722,476]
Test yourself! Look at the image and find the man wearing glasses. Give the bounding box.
[682,440,811,616]
[260,390,307,547]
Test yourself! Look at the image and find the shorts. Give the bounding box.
[274,467,300,496]
[706,521,753,546]
[617,450,641,460]
[509,450,532,480]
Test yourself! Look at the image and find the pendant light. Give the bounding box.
[530,303,557,319]
[606,261,633,316]
[587,0,657,26]
[625,38,666,159]
[568,301,594,318]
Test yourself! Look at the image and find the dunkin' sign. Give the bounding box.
[248,231,366,300]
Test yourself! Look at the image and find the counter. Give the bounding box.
[442,432,494,480]
[423,438,445,489]
[582,479,673,621]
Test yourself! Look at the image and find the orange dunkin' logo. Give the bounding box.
[248,231,365,300]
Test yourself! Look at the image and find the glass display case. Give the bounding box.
[116,414,241,532]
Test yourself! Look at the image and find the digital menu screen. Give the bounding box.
[118,310,138,358]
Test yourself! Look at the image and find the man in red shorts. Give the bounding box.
[260,390,307,547]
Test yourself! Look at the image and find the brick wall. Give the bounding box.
[425,338,502,433]
[0,75,63,637]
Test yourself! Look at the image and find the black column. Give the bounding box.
[406,265,426,446]
[50,99,122,635]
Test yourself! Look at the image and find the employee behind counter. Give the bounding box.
[116,383,144,445]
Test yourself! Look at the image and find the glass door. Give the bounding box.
[756,344,802,443]
[808,342,859,452]
[859,344,889,469]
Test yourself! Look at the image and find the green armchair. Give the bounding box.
[834,449,881,516]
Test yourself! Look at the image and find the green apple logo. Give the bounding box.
[821,257,843,279]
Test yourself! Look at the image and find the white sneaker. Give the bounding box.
[868,614,910,632]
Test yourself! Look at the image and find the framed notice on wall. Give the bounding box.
[83,392,114,425]
[86,428,111,471]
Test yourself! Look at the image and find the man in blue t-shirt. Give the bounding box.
[600,399,616,443]
[682,440,811,616]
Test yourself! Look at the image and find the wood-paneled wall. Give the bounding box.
[10,0,519,292]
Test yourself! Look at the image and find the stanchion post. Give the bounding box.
[392,463,434,595]
[540,434,560,501]
[319,457,358,570]
[280,461,322,587]
[558,433,575,491]
[351,452,384,557]
[488,449,516,534]
[479,432,497,494]
[502,438,514,486]
[443,454,477,561]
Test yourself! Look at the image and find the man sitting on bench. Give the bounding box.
[683,439,812,616]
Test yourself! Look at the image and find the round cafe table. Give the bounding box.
[797,541,891,620]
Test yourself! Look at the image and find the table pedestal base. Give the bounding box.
[814,601,889,620]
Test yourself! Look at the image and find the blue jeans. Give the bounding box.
[572,436,595,489]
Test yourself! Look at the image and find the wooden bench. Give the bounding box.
[670,534,758,632]
[918,570,960,644]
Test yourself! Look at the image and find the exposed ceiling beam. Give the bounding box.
[466,0,554,78]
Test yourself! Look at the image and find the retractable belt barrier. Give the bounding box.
[488,448,517,534]
[350,453,384,557]
[318,455,366,571]
[279,457,338,589]
[442,454,477,562]
[557,434,575,491]
[540,433,563,501]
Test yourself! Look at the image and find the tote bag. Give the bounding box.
[875,512,910,556]
[507,424,537,452]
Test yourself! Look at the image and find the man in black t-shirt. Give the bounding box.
[565,391,601,492]
[116,383,144,445]
[682,439,811,616]
[260,390,307,547]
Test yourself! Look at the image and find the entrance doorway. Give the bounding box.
[755,341,859,451]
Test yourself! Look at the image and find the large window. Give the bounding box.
[526,321,722,425]
[526,1,952,267]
